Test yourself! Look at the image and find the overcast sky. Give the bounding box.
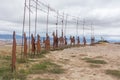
[0,0,120,38]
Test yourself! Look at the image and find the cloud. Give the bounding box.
[0,0,120,37]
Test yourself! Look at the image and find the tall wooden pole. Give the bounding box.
[21,0,27,58]
[76,18,79,37]
[91,23,95,45]
[55,11,59,48]
[83,19,86,46]
[46,5,50,35]
[65,14,68,36]
[45,5,50,51]
[91,23,93,38]
[62,12,64,37]
[35,0,38,39]
[83,19,85,37]
[56,11,59,37]
[29,0,31,54]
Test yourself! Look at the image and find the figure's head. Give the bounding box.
[13,31,15,36]
[31,34,33,38]
[13,31,15,38]
[37,34,40,39]
[24,33,26,37]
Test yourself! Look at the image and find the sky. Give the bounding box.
[0,0,120,39]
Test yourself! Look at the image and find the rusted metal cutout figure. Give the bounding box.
[44,33,50,50]
[31,34,36,55]
[91,37,95,45]
[37,34,41,53]
[83,36,86,46]
[64,36,67,45]
[77,36,80,46]
[12,31,16,72]
[56,31,58,48]
[24,33,27,58]
[52,32,58,49]
[59,31,64,47]
[70,36,75,46]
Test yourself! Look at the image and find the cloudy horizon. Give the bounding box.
[0,0,120,40]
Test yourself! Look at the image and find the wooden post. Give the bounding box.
[29,0,31,55]
[91,23,95,45]
[21,0,27,59]
[12,31,16,72]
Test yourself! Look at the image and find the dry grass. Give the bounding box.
[106,70,120,78]
[33,78,54,80]
[30,60,65,74]
[89,64,101,68]
[82,57,107,64]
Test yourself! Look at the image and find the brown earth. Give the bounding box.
[1,42,120,80]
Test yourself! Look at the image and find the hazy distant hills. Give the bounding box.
[0,34,22,39]
[0,34,119,43]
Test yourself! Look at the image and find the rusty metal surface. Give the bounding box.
[24,33,27,58]
[53,32,58,49]
[64,36,67,45]
[12,31,16,72]
[37,34,41,53]
[70,36,75,46]
[31,34,36,55]
[77,36,80,45]
[44,33,50,50]
[83,36,86,46]
[91,37,95,45]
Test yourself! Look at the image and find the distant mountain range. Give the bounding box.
[0,34,22,39]
[0,34,120,43]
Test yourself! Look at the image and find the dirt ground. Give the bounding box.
[27,43,120,80]
[1,42,120,80]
